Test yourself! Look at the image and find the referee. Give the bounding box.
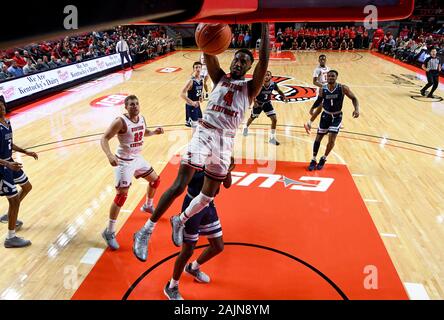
[420,48,442,98]
[116,36,134,70]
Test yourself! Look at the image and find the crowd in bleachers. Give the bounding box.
[230,25,253,48]
[273,26,370,51]
[0,26,176,82]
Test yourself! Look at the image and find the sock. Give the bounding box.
[169,278,179,288]
[146,198,153,206]
[143,219,156,233]
[321,155,327,160]
[270,129,276,139]
[191,260,200,270]
[7,230,15,239]
[312,156,317,161]
[179,212,188,224]
[313,140,321,157]
[108,219,117,233]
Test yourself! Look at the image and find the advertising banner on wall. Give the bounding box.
[0,54,121,103]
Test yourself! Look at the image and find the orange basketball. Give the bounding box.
[195,23,232,56]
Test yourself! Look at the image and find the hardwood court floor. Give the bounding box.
[0,49,443,299]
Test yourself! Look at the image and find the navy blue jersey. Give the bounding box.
[187,170,217,207]
[256,82,278,104]
[322,83,344,113]
[187,77,203,102]
[0,119,13,161]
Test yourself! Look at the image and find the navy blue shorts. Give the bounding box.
[317,111,343,134]
[0,162,29,198]
[181,195,222,243]
[185,104,203,122]
[251,101,276,118]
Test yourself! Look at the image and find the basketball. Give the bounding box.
[195,23,232,56]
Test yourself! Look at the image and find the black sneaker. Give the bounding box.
[420,89,426,96]
[308,160,317,171]
[163,281,183,300]
[316,157,327,170]
[427,94,434,98]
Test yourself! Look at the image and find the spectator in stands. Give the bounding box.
[356,26,363,49]
[0,65,12,81]
[309,39,316,50]
[23,50,37,65]
[317,38,324,50]
[339,39,348,51]
[237,32,245,48]
[7,61,24,78]
[244,32,251,48]
[85,47,98,59]
[326,38,333,50]
[48,56,59,69]
[35,58,49,71]
[22,58,37,75]
[300,38,308,50]
[348,39,354,50]
[116,36,133,70]
[12,51,27,68]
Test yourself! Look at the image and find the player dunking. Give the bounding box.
[164,158,234,300]
[200,53,211,100]
[133,23,270,262]
[304,70,359,171]
[100,95,164,250]
[242,70,289,145]
[181,61,203,128]
[0,96,38,248]
[305,54,330,134]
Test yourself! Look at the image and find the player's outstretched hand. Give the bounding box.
[352,110,360,118]
[154,127,164,135]
[107,155,119,167]
[25,151,38,160]
[7,161,23,171]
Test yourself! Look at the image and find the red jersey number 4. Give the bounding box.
[223,91,234,107]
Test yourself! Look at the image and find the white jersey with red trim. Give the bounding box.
[313,65,330,86]
[116,115,146,160]
[202,75,249,133]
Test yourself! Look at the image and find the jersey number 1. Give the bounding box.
[223,91,234,107]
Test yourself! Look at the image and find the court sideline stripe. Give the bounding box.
[22,126,444,160]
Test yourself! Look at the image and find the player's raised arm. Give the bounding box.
[203,53,226,86]
[101,118,124,166]
[343,85,360,118]
[248,23,270,103]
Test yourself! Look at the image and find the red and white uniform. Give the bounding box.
[114,115,153,188]
[313,65,330,86]
[200,53,208,78]
[182,74,249,180]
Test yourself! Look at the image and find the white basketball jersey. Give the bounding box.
[115,115,146,159]
[313,66,330,85]
[203,75,249,133]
